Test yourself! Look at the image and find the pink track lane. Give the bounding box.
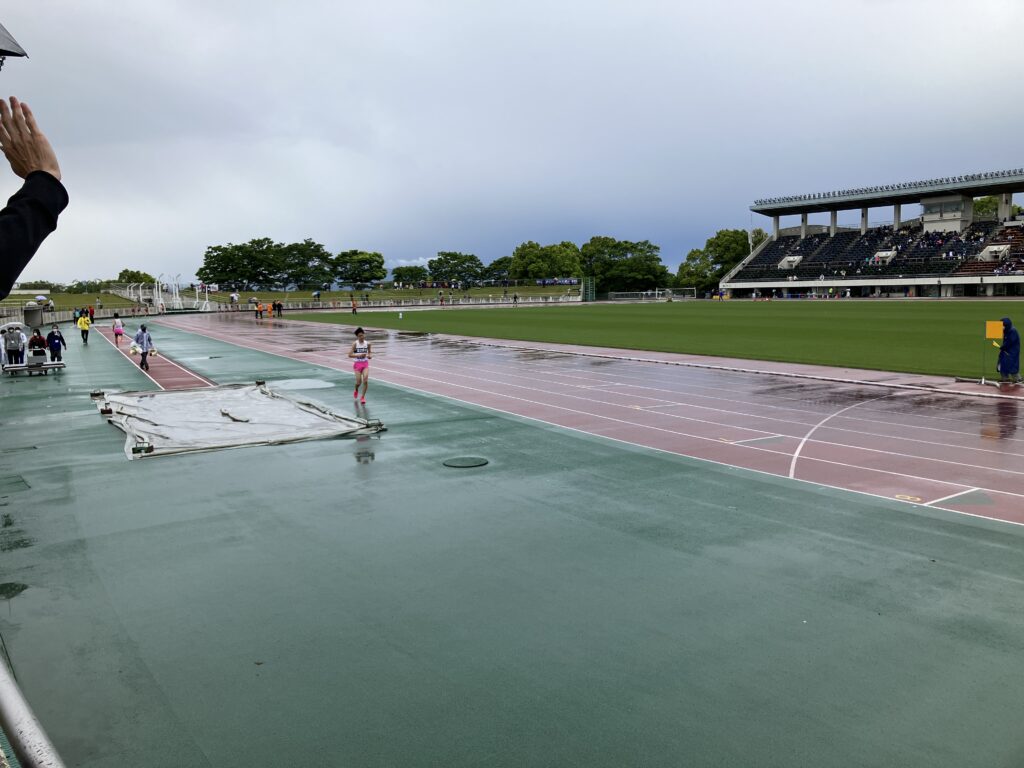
[95,324,214,390]
[153,313,1024,526]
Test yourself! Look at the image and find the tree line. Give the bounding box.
[193,236,692,293]
[18,270,158,294]
[18,228,770,297]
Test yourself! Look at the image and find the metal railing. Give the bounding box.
[0,656,66,767]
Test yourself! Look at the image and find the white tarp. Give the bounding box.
[99,384,384,459]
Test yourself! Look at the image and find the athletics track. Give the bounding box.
[149,312,1024,527]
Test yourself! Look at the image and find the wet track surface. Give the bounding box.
[158,312,1024,526]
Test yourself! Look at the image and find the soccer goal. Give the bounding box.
[607,288,695,301]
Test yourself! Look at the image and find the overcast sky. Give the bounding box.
[5,0,1024,283]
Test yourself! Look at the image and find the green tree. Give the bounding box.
[509,241,582,280]
[332,250,387,287]
[17,280,65,291]
[579,237,667,292]
[675,248,718,293]
[482,255,513,282]
[391,265,429,285]
[674,228,768,293]
[974,195,1023,219]
[196,237,283,289]
[117,269,156,284]
[278,239,334,288]
[427,252,485,285]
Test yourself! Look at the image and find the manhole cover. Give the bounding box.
[442,457,489,468]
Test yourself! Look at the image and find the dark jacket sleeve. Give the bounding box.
[0,171,69,300]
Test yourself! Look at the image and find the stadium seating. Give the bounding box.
[730,221,1000,282]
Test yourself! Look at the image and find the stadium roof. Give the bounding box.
[751,168,1024,216]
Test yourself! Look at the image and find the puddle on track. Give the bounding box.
[267,378,335,390]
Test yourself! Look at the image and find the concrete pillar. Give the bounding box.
[772,216,779,241]
[998,193,1013,221]
[829,210,837,236]
[893,203,901,230]
[800,212,808,239]
[860,207,869,235]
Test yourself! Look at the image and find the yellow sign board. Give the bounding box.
[985,320,1004,340]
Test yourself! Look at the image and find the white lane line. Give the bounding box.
[731,435,787,445]
[97,328,165,391]
[789,393,897,479]
[150,319,1024,509]
[925,488,981,507]
[376,356,1024,480]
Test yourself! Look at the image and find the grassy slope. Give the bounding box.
[288,300,1022,379]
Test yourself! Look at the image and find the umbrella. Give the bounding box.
[0,22,27,59]
[34,295,48,301]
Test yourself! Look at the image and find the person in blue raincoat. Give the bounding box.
[997,317,1020,383]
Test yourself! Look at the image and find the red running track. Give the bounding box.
[154,313,1024,526]
[94,323,213,389]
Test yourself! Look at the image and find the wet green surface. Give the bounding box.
[2,324,1024,767]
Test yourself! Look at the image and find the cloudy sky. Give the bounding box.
[5,0,1024,283]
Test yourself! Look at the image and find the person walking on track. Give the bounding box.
[134,324,154,371]
[46,324,66,361]
[77,311,90,344]
[348,327,371,404]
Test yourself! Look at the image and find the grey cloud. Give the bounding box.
[3,0,1023,282]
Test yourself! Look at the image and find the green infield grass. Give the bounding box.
[288,300,1023,379]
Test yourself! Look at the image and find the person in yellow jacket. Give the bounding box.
[76,312,90,344]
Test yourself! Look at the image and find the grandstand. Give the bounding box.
[724,168,1024,297]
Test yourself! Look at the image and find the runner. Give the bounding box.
[111,312,125,346]
[348,327,371,404]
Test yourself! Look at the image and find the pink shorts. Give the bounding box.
[353,360,369,372]
[113,328,124,336]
